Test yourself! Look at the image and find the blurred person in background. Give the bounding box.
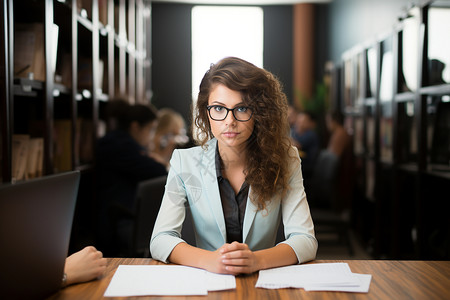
[96,101,167,256]
[325,109,354,211]
[292,111,320,180]
[326,110,351,158]
[150,108,189,166]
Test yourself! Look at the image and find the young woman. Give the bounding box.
[150,57,317,275]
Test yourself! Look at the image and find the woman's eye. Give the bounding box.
[214,106,224,112]
[236,107,248,112]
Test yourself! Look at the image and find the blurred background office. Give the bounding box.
[1,0,449,261]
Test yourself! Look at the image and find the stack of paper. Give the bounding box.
[255,263,371,293]
[104,265,236,297]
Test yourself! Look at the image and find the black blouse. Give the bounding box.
[215,147,249,243]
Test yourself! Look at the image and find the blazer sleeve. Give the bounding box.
[150,149,188,262]
[278,148,318,263]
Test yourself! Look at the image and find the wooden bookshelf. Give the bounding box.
[0,0,151,182]
[0,0,151,251]
[336,0,450,260]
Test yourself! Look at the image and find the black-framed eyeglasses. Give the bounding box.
[207,105,253,122]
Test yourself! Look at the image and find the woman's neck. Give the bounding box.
[218,143,246,169]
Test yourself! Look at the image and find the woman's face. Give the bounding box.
[208,84,255,153]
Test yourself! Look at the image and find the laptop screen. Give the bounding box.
[0,171,80,299]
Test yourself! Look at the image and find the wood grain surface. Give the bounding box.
[47,258,450,300]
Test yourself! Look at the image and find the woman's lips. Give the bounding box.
[223,132,239,138]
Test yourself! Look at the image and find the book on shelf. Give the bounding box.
[14,22,58,82]
[53,119,95,171]
[12,135,44,181]
[25,137,44,179]
[12,134,29,181]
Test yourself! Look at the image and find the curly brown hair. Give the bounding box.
[193,57,294,211]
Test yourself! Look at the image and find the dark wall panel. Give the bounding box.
[263,5,293,104]
[151,3,193,124]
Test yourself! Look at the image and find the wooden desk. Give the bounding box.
[48,259,450,299]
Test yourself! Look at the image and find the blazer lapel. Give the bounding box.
[242,186,258,243]
[199,139,227,243]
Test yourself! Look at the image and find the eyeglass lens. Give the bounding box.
[208,105,252,121]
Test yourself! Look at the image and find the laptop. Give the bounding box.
[0,171,80,299]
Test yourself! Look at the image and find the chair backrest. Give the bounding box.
[132,175,168,257]
[182,205,196,246]
[132,174,197,257]
[308,149,339,209]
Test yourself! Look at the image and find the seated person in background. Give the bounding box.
[96,101,168,256]
[103,98,130,132]
[150,108,189,166]
[288,104,300,140]
[326,110,351,157]
[325,109,354,211]
[63,246,107,287]
[292,110,320,179]
[150,57,317,275]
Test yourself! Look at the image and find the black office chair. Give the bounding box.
[307,149,354,256]
[131,174,197,257]
[131,175,168,257]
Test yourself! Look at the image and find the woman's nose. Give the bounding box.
[224,110,237,126]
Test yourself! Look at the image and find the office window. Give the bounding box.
[379,37,394,102]
[401,6,420,92]
[428,6,450,85]
[191,6,264,101]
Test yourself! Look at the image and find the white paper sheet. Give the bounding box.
[206,271,236,291]
[255,263,371,293]
[304,273,372,293]
[104,265,235,297]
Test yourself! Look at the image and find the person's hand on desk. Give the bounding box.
[198,242,257,275]
[205,242,298,275]
[170,240,299,275]
[169,242,258,275]
[212,242,298,275]
[218,242,260,275]
[64,246,107,286]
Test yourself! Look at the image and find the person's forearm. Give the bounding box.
[254,243,298,270]
[168,242,214,270]
[169,242,298,274]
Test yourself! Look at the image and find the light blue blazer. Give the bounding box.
[150,138,318,263]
